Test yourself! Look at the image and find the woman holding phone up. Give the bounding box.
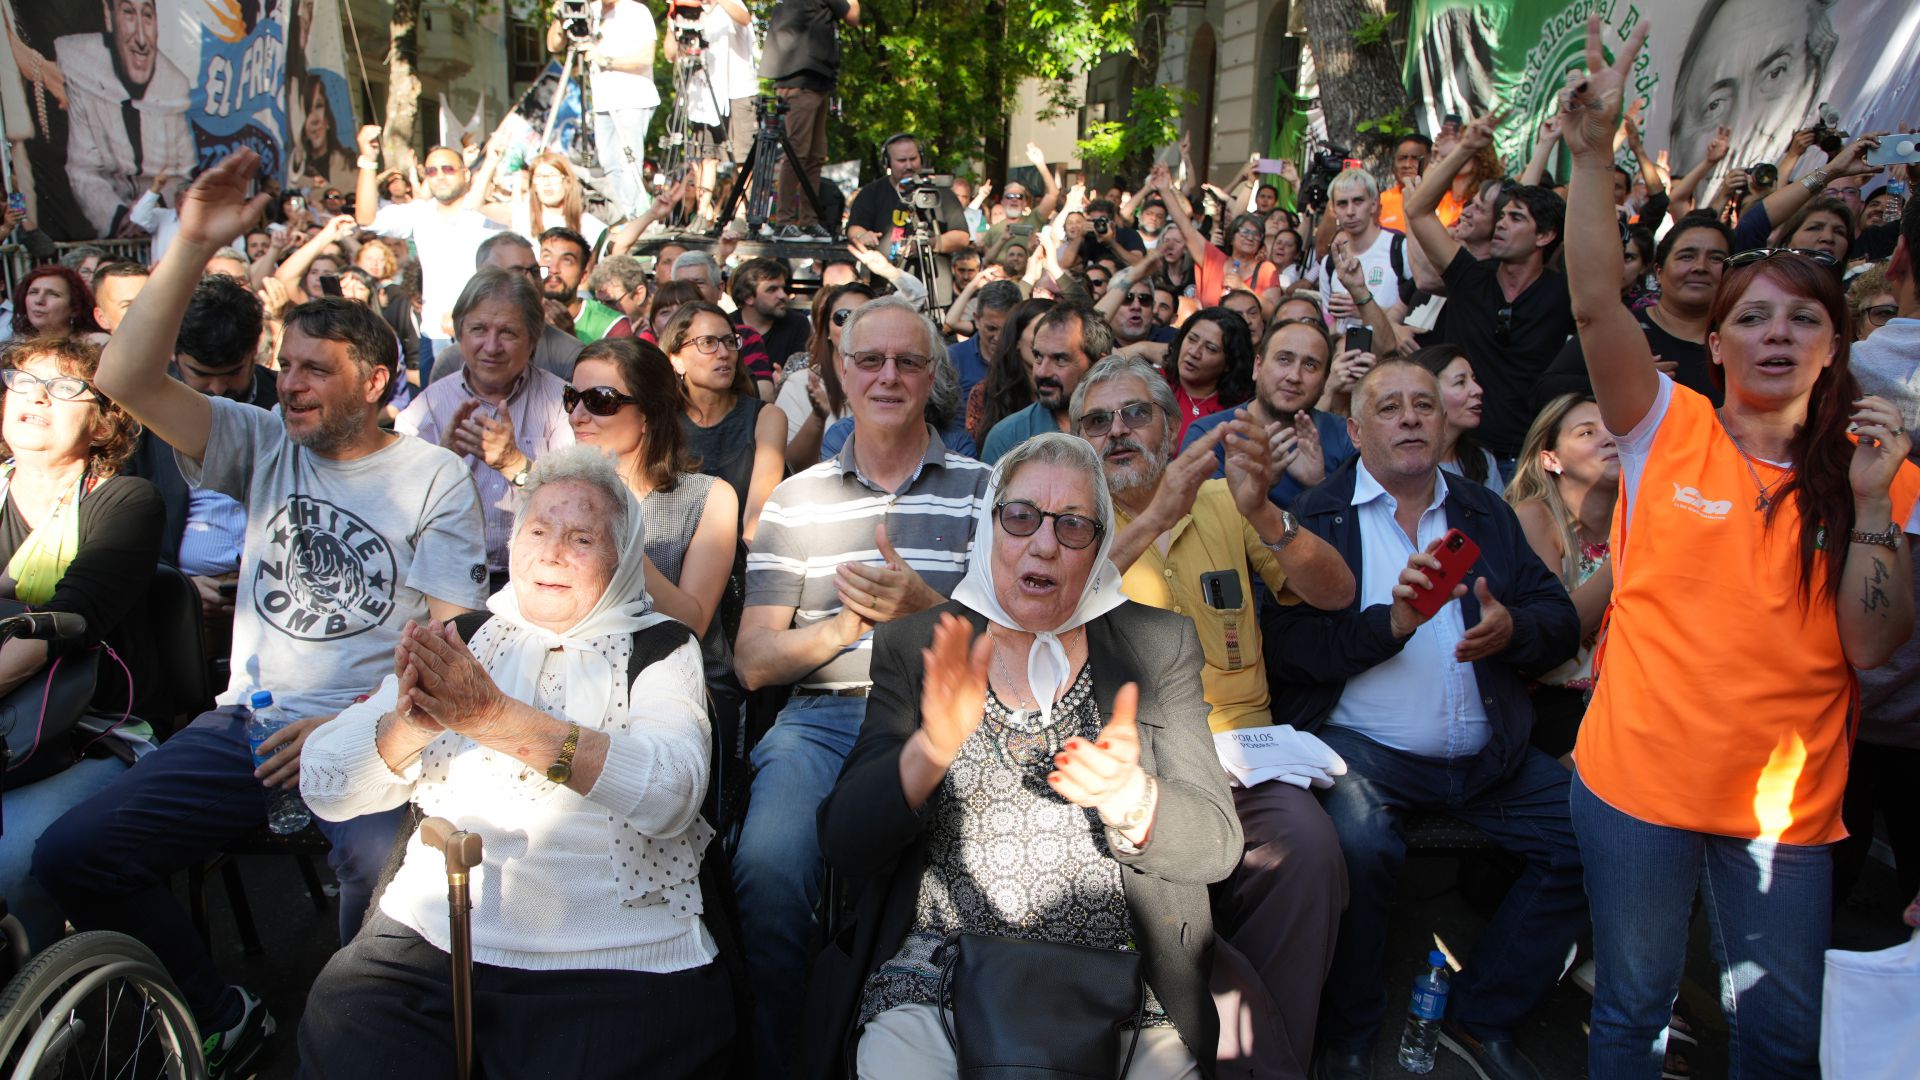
[1559,19,1918,1079]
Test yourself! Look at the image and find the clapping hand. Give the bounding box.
[176,150,271,251]
[398,621,509,737]
[1285,410,1325,485]
[1559,15,1649,162]
[916,612,991,767]
[1222,410,1279,517]
[836,524,941,624]
[1049,683,1152,826]
[1454,579,1513,662]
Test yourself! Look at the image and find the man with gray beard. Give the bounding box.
[1069,354,1356,1080]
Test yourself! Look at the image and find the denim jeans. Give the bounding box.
[0,755,129,951]
[594,108,657,216]
[1571,772,1831,1080]
[732,692,867,1080]
[1314,727,1587,1051]
[32,708,404,1027]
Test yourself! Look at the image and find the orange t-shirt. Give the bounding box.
[1378,186,1463,234]
[1577,380,1920,845]
[1195,244,1278,308]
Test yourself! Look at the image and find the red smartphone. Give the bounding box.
[1407,529,1480,619]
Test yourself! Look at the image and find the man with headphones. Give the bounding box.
[846,134,971,258]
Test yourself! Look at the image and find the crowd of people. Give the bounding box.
[0,9,1916,1080]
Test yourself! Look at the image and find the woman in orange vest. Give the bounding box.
[1560,19,1920,1080]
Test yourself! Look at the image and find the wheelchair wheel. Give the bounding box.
[0,931,205,1080]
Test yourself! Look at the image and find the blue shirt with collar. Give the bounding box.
[980,402,1062,465]
[1180,406,1356,509]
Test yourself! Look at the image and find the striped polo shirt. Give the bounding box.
[746,425,990,690]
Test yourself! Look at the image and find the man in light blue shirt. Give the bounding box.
[979,302,1114,463]
[1262,359,1582,1080]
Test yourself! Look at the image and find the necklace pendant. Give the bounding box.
[1755,493,1770,513]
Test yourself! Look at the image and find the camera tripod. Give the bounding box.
[900,192,954,313]
[658,22,733,183]
[544,2,650,216]
[707,95,834,239]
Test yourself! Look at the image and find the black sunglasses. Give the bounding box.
[831,307,856,327]
[995,499,1104,550]
[1725,247,1839,269]
[564,385,642,416]
[1120,290,1154,306]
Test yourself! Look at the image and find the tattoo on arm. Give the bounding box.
[1863,556,1893,618]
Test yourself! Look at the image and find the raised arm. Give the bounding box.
[1622,113,1665,197]
[274,214,357,301]
[1026,142,1061,219]
[1157,172,1209,266]
[1668,125,1729,216]
[96,151,271,462]
[1519,115,1560,186]
[1407,112,1498,273]
[353,125,383,226]
[1753,134,1885,242]
[1562,16,1656,435]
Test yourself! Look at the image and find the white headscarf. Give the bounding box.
[951,434,1128,725]
[481,474,671,731]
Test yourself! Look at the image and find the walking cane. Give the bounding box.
[421,817,483,1080]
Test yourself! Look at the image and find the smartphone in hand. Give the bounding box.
[1407,529,1480,619]
[1345,325,1375,356]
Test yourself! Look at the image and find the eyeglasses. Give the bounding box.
[421,164,462,178]
[1493,304,1514,347]
[594,288,629,306]
[995,499,1103,550]
[847,351,933,374]
[1120,290,1154,306]
[1725,247,1838,269]
[1078,400,1162,438]
[830,307,857,327]
[564,385,642,416]
[1863,303,1899,328]
[683,333,740,356]
[1003,192,1029,202]
[2,367,105,405]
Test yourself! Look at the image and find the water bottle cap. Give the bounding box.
[250,691,274,708]
[1427,950,1447,967]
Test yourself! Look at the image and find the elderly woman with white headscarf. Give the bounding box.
[810,432,1242,1080]
[295,444,733,1078]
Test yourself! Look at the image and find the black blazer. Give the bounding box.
[807,599,1242,1078]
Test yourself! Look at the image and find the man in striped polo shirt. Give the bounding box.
[733,294,991,1076]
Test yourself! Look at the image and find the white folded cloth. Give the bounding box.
[1213,724,1347,790]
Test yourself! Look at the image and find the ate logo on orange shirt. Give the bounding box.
[1669,483,1733,521]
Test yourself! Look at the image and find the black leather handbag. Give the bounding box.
[0,646,103,788]
[935,930,1146,1080]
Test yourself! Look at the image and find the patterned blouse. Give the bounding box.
[857,666,1166,1028]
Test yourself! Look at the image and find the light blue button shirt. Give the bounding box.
[176,488,246,577]
[1326,460,1491,759]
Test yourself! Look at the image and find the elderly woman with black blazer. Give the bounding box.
[812,432,1242,1079]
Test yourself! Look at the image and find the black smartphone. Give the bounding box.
[1346,325,1375,355]
[1442,113,1464,134]
[218,583,238,599]
[318,274,342,297]
[1200,570,1244,610]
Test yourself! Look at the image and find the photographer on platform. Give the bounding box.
[846,135,971,260]
[761,0,861,238]
[547,0,661,216]
[663,0,758,223]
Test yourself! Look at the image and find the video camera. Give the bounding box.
[900,173,953,212]
[556,0,597,45]
[1301,144,1353,212]
[669,0,705,51]
[1811,103,1849,159]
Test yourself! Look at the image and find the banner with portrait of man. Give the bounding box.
[1406,0,1920,194]
[0,0,357,241]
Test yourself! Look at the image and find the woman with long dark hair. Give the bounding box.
[968,297,1054,447]
[663,301,786,542]
[1409,344,1500,489]
[295,74,355,185]
[12,266,101,339]
[1561,23,1920,1077]
[776,282,874,470]
[1163,307,1254,444]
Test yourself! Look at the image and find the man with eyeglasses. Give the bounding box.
[1070,352,1355,1080]
[1095,241,1182,362]
[1265,358,1582,1080]
[426,234,585,386]
[733,295,990,1076]
[1406,114,1574,477]
[1181,317,1358,511]
[979,302,1116,465]
[355,124,505,366]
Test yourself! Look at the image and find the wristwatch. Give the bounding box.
[1264,510,1301,554]
[1099,775,1157,832]
[1850,522,1903,551]
[510,464,532,488]
[545,723,580,784]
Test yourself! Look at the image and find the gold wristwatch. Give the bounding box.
[546,723,580,784]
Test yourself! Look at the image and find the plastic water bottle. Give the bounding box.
[1396,950,1450,1073]
[245,691,312,835]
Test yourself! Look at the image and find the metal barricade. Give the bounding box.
[50,237,152,267]
[0,245,29,300]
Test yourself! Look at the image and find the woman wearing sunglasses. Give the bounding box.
[1562,22,1920,1078]
[776,282,874,471]
[663,301,786,543]
[567,336,744,749]
[813,432,1237,1078]
[0,338,162,953]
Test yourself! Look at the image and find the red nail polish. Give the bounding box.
[1097,740,1110,750]
[1055,754,1069,766]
